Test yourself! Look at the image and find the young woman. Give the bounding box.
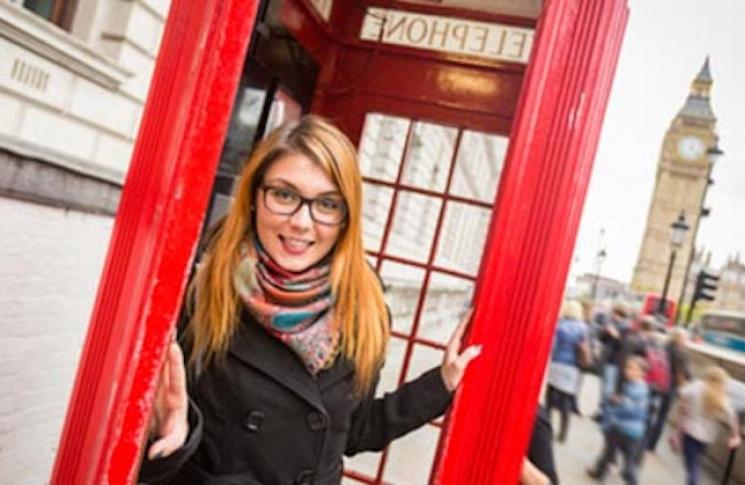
[138,115,481,484]
[672,366,741,485]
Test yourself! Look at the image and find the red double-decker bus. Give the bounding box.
[639,293,677,328]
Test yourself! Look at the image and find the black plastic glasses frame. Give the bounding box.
[259,185,347,226]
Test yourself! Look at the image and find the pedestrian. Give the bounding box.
[137,115,482,484]
[646,327,692,452]
[670,366,741,485]
[568,299,601,416]
[586,356,650,485]
[521,405,560,485]
[617,315,671,461]
[545,300,590,442]
[596,304,630,425]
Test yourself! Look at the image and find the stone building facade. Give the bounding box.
[631,59,718,303]
[0,1,170,483]
[714,255,745,313]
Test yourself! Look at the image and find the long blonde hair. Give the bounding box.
[187,115,390,393]
[561,300,585,321]
[702,366,730,419]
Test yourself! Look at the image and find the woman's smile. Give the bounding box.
[255,153,342,272]
[279,235,314,255]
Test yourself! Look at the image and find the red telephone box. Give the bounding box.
[51,0,628,483]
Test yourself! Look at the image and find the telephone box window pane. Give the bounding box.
[383,424,440,485]
[449,130,508,203]
[344,451,381,481]
[400,121,457,193]
[264,88,302,135]
[434,202,492,276]
[407,344,445,381]
[362,182,394,253]
[386,191,442,264]
[418,273,474,345]
[377,336,407,397]
[222,87,268,171]
[380,261,426,336]
[358,113,410,181]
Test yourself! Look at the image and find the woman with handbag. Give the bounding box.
[670,366,741,485]
[545,300,590,442]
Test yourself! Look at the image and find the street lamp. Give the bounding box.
[674,142,723,324]
[591,248,607,301]
[658,212,690,315]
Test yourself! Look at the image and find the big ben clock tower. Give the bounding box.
[631,59,718,300]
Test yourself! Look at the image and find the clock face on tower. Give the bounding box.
[677,136,705,161]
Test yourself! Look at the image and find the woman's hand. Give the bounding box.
[147,342,189,460]
[728,433,741,449]
[520,457,550,485]
[667,430,681,453]
[441,308,482,392]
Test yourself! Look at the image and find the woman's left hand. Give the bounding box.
[441,308,482,392]
[728,433,741,449]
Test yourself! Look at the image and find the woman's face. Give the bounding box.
[254,153,344,272]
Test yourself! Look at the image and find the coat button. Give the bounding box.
[243,410,265,432]
[295,470,314,485]
[306,411,327,431]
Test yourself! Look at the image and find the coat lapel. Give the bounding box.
[228,312,326,412]
[317,357,355,392]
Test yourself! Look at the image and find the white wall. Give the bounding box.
[0,198,113,484]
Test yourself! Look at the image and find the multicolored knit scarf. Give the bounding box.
[233,240,340,375]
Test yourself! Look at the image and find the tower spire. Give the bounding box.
[678,57,715,121]
[696,56,712,84]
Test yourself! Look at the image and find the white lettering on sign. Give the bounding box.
[359,7,534,64]
[309,0,333,22]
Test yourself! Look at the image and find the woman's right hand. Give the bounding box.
[147,342,189,460]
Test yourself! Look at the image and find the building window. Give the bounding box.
[20,0,77,30]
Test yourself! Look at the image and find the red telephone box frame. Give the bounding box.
[436,0,629,481]
[51,0,628,483]
[51,1,259,483]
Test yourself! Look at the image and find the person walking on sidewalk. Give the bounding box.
[546,300,590,442]
[596,304,630,424]
[670,366,741,485]
[586,356,650,485]
[646,327,692,452]
[617,315,671,460]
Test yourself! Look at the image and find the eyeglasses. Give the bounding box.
[260,185,347,226]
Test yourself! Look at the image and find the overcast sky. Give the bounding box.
[569,0,745,284]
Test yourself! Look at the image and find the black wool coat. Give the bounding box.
[139,312,453,485]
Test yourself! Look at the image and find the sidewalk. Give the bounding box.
[551,374,721,484]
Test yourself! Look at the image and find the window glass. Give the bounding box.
[449,130,508,203]
[380,261,426,336]
[434,202,492,276]
[362,182,394,253]
[386,191,442,264]
[418,272,474,345]
[358,113,410,182]
[400,121,457,193]
[22,0,74,29]
[23,0,54,20]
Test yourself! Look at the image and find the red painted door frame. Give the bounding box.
[50,1,259,483]
[435,0,629,482]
